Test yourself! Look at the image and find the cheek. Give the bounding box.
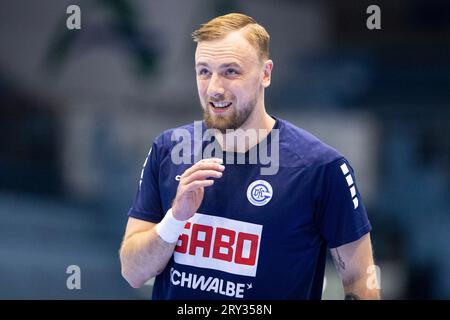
[197,81,208,98]
[227,82,242,98]
[231,84,252,101]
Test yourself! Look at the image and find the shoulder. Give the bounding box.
[154,121,200,148]
[277,117,344,170]
[151,121,202,160]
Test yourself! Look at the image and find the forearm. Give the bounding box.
[331,234,381,300]
[343,276,380,300]
[120,228,176,288]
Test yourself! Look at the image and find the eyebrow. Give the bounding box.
[195,62,242,69]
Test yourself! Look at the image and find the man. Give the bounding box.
[119,13,380,300]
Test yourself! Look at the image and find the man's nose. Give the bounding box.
[206,74,225,99]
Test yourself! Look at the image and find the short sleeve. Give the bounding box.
[127,137,164,223]
[314,157,372,248]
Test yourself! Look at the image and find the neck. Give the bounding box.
[215,102,275,153]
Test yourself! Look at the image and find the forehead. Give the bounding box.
[195,30,259,65]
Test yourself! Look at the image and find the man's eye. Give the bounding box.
[225,68,238,75]
[198,69,210,76]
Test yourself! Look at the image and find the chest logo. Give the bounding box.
[247,180,273,206]
[174,213,263,277]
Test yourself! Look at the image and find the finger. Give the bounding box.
[184,179,214,192]
[199,157,223,164]
[182,169,222,185]
[181,161,224,178]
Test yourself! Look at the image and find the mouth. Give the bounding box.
[209,101,232,114]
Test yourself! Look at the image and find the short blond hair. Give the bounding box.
[192,13,270,61]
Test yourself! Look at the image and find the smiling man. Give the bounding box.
[195,21,273,136]
[119,13,380,300]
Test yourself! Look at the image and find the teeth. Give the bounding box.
[212,102,231,108]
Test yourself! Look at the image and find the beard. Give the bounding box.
[202,96,257,134]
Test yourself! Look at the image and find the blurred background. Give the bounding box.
[0,0,448,299]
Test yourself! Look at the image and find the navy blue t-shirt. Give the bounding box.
[127,116,371,300]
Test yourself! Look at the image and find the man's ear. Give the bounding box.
[262,59,273,88]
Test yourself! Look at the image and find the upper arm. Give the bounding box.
[123,217,157,243]
[314,158,372,249]
[330,232,375,286]
[128,138,164,223]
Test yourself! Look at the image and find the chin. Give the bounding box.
[205,118,230,132]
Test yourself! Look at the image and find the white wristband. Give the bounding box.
[156,208,187,244]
